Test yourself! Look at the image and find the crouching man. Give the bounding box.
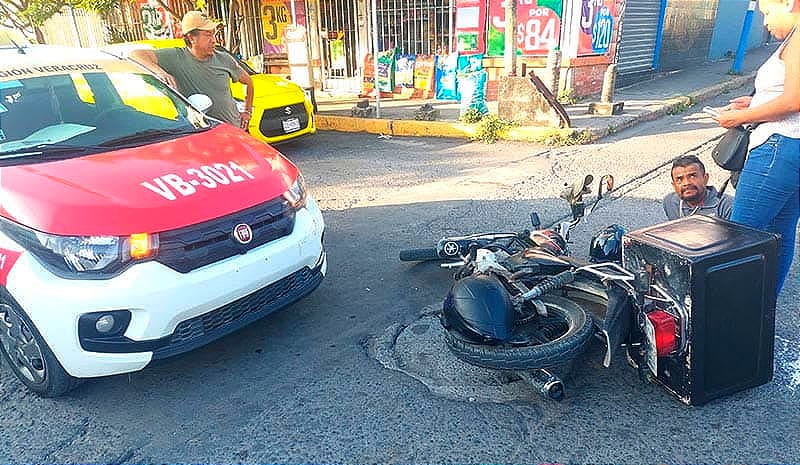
[663,155,733,220]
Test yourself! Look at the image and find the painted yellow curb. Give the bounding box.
[316,114,579,143]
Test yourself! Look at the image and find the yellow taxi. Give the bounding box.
[110,39,315,144]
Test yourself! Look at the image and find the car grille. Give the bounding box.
[151,264,323,360]
[258,103,309,137]
[155,197,295,273]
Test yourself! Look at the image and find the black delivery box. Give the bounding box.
[622,215,778,406]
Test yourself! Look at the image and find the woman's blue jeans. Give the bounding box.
[730,133,800,295]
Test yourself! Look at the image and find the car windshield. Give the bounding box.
[0,68,212,158]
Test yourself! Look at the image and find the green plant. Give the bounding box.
[459,107,485,124]
[557,87,579,105]
[666,97,695,115]
[536,129,593,147]
[471,114,515,144]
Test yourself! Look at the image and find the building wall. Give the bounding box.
[708,1,766,60]
[658,0,718,72]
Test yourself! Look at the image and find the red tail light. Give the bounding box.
[648,309,677,357]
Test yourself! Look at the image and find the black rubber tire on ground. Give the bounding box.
[0,301,83,397]
[444,294,594,371]
[399,247,439,262]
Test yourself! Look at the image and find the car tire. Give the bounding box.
[0,300,82,397]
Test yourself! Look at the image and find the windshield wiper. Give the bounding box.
[0,143,104,159]
[100,126,209,148]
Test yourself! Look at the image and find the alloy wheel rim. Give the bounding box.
[0,303,46,384]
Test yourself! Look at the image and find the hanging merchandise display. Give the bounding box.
[413,55,437,98]
[361,53,376,97]
[435,52,460,100]
[375,49,396,93]
[395,54,416,88]
[456,54,488,117]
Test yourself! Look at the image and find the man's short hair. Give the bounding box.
[671,155,706,178]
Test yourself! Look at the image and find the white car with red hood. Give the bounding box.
[0,41,326,396]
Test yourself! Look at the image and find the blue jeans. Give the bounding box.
[730,133,800,295]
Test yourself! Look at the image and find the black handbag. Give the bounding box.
[711,125,754,171]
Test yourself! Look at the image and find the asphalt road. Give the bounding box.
[1,100,798,463]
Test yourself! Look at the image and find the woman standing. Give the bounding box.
[715,0,800,295]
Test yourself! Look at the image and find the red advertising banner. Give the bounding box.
[577,0,618,56]
[487,0,562,56]
[455,0,486,55]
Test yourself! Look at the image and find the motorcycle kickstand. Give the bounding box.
[515,369,565,401]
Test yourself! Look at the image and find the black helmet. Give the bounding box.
[441,275,515,344]
[530,229,567,256]
[589,224,626,263]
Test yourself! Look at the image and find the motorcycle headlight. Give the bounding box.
[1,220,159,278]
[283,174,307,210]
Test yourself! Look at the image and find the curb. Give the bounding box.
[315,72,756,144]
[587,72,756,142]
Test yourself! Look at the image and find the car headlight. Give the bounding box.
[36,234,123,272]
[1,220,159,278]
[283,174,307,210]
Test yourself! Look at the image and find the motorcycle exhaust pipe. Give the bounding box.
[516,369,565,401]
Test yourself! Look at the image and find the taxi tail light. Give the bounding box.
[648,309,677,357]
[128,233,159,259]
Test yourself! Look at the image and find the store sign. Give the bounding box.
[455,0,486,55]
[577,0,617,56]
[261,0,306,54]
[487,0,562,56]
[138,0,174,40]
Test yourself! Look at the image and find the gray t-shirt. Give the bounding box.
[155,47,242,125]
[663,186,733,220]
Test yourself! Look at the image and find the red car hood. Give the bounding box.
[0,125,299,236]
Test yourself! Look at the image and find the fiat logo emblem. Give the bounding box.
[233,223,253,244]
[284,106,293,115]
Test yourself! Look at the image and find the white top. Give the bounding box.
[749,28,800,150]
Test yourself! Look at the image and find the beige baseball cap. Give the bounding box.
[181,11,221,33]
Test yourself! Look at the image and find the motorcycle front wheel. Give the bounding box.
[444,294,594,370]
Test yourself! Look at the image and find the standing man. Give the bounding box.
[663,155,734,220]
[130,11,254,129]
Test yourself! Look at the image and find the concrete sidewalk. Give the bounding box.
[314,44,776,143]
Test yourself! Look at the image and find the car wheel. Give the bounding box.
[0,302,82,397]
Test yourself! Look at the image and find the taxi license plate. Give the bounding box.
[282,117,301,133]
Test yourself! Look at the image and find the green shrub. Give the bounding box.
[459,108,485,124]
[557,88,579,105]
[471,114,515,144]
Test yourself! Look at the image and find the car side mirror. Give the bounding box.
[187,94,213,113]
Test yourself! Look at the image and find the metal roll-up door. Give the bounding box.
[616,0,662,87]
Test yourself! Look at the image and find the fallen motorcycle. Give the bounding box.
[401,174,779,405]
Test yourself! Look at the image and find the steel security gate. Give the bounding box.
[374,0,454,55]
[615,0,662,86]
[317,0,367,92]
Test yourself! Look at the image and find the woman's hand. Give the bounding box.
[715,109,747,128]
[728,96,752,110]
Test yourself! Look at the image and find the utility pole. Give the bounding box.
[503,0,517,76]
[731,0,757,74]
